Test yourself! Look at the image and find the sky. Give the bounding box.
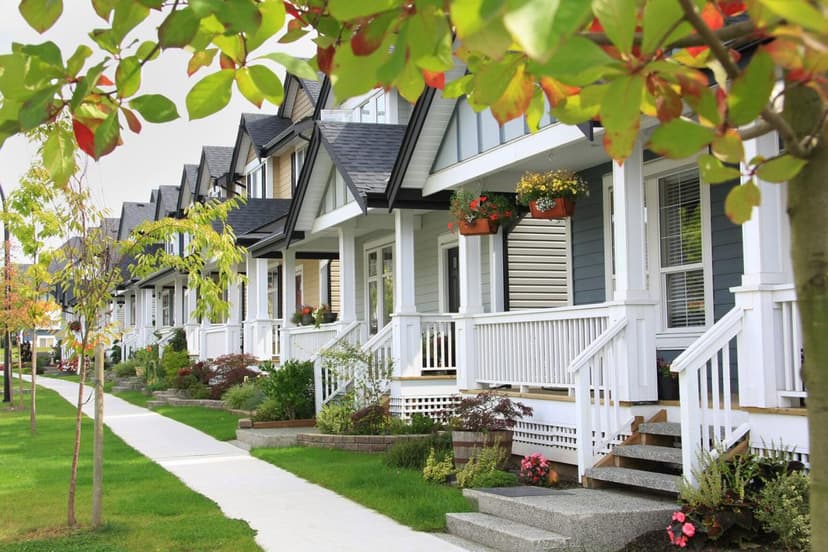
[0,4,314,218]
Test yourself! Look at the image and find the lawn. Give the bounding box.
[111,389,152,408]
[152,406,243,441]
[0,388,260,552]
[252,447,473,531]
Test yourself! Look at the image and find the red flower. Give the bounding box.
[489,214,499,221]
[672,511,686,523]
[447,222,454,231]
[469,199,480,210]
[681,522,695,538]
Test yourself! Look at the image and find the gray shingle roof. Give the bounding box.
[184,164,199,193]
[155,185,179,220]
[317,122,407,195]
[300,74,325,104]
[203,146,234,179]
[212,198,292,238]
[118,201,157,241]
[242,113,292,150]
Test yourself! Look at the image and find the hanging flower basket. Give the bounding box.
[529,198,576,219]
[458,218,499,236]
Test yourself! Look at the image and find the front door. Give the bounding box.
[447,246,460,313]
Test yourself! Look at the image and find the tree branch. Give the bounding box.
[580,20,756,49]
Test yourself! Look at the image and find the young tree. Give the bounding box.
[0,0,826,546]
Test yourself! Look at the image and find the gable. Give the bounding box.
[318,167,356,216]
[292,90,314,122]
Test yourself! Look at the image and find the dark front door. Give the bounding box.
[447,246,460,313]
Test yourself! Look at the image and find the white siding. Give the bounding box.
[507,218,570,309]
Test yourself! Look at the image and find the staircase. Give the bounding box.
[111,376,145,393]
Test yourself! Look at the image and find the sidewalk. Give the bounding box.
[36,376,464,552]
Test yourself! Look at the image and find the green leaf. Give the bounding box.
[641,0,693,55]
[461,17,513,60]
[187,48,218,76]
[600,74,645,162]
[329,0,402,21]
[728,49,774,126]
[42,126,77,186]
[246,65,284,106]
[111,0,150,43]
[189,0,222,18]
[213,34,245,63]
[91,0,116,20]
[129,94,179,122]
[525,87,545,132]
[396,60,425,103]
[443,74,473,99]
[258,53,318,81]
[711,130,744,164]
[136,40,159,61]
[490,63,534,125]
[698,153,740,184]
[215,0,261,35]
[115,56,141,98]
[550,84,606,124]
[66,45,93,77]
[377,24,408,84]
[408,10,453,72]
[755,154,807,183]
[330,35,393,103]
[247,0,285,52]
[760,0,828,34]
[158,7,200,48]
[19,0,63,33]
[647,118,715,159]
[94,111,120,158]
[19,85,59,130]
[725,179,761,224]
[503,0,591,61]
[186,69,235,120]
[471,55,521,106]
[530,36,616,87]
[592,0,637,54]
[235,67,264,108]
[69,62,106,111]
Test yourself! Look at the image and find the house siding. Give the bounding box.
[414,212,446,313]
[298,260,320,307]
[507,217,570,309]
[710,180,743,322]
[274,155,292,199]
[571,163,611,305]
[292,91,314,122]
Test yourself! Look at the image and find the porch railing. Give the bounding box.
[672,307,750,486]
[203,325,226,359]
[271,319,282,360]
[473,304,610,389]
[570,318,632,479]
[773,286,805,402]
[287,322,342,362]
[420,315,456,374]
[313,321,363,412]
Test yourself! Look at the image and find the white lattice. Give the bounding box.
[389,394,460,422]
[751,445,810,469]
[512,419,580,465]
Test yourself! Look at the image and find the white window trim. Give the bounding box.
[437,232,458,313]
[362,237,395,333]
[295,264,304,306]
[245,158,266,199]
[319,260,330,307]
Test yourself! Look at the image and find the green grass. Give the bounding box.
[0,388,260,552]
[112,390,152,408]
[152,406,243,441]
[43,374,113,392]
[253,447,473,531]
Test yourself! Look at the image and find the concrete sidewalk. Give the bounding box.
[37,376,464,552]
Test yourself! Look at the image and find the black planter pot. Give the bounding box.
[658,373,679,401]
[322,312,338,324]
[301,314,315,325]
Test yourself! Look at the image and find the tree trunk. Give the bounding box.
[17,341,23,408]
[67,346,86,527]
[784,85,828,550]
[30,327,37,433]
[5,331,12,405]
[92,342,104,528]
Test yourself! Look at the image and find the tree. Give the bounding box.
[0,0,825,546]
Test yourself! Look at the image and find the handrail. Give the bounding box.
[310,320,361,363]
[568,318,628,374]
[671,307,743,374]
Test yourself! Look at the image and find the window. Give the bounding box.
[319,168,354,215]
[365,243,394,334]
[246,161,266,198]
[291,147,306,192]
[129,296,136,327]
[161,291,171,327]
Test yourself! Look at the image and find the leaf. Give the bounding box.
[530,36,616,87]
[42,126,76,186]
[19,85,58,130]
[158,7,200,48]
[698,153,740,184]
[247,65,284,106]
[121,106,142,134]
[247,0,285,52]
[235,67,264,108]
[647,118,715,158]
[397,60,425,103]
[91,0,116,20]
[592,0,637,54]
[187,48,218,76]
[215,0,261,35]
[187,70,235,120]
[755,154,807,183]
[129,94,179,122]
[329,0,401,21]
[115,56,141,98]
[94,111,120,158]
[525,87,545,132]
[258,53,318,81]
[642,0,692,55]
[72,118,96,158]
[111,0,150,43]
[503,0,591,61]
[725,179,760,224]
[760,0,828,34]
[550,84,606,124]
[66,45,93,77]
[600,74,645,162]
[422,69,445,90]
[443,74,473,99]
[727,49,774,126]
[711,130,744,164]
[213,34,245,64]
[539,77,579,107]
[491,63,534,125]
[471,55,521,106]
[351,12,397,56]
[19,0,63,33]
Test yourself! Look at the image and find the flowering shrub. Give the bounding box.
[448,190,515,228]
[666,510,696,548]
[515,169,589,205]
[519,453,553,487]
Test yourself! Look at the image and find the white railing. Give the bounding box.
[271,319,282,360]
[185,324,200,356]
[155,326,176,348]
[421,314,456,374]
[313,321,363,411]
[773,286,805,402]
[287,322,342,362]
[203,325,226,359]
[570,318,632,478]
[358,323,394,402]
[474,304,610,389]
[672,307,750,485]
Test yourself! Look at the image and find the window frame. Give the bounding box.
[363,236,395,335]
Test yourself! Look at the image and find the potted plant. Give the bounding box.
[450,391,533,467]
[657,356,679,401]
[300,305,315,326]
[449,190,515,236]
[515,169,589,219]
[314,304,338,327]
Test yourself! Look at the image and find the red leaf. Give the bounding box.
[539,77,579,108]
[422,70,445,90]
[219,53,236,70]
[97,74,114,86]
[717,1,746,16]
[351,23,384,56]
[317,44,334,75]
[72,119,96,158]
[701,3,724,30]
[284,2,307,24]
[588,18,603,32]
[122,107,142,134]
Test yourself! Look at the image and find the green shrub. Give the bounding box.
[755,470,810,551]
[384,433,452,470]
[147,380,168,392]
[422,448,454,484]
[109,344,122,365]
[168,327,187,352]
[35,352,52,367]
[456,444,508,489]
[252,399,283,422]
[162,349,191,383]
[113,359,138,377]
[351,404,388,434]
[409,413,441,434]
[187,382,211,399]
[316,402,354,434]
[469,470,519,488]
[258,360,314,420]
[223,382,266,411]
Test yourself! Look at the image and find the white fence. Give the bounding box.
[203,325,226,359]
[774,287,805,404]
[287,322,342,362]
[420,315,456,374]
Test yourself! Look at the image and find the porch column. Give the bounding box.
[611,138,657,402]
[280,249,296,360]
[338,226,357,324]
[489,228,505,312]
[173,276,184,327]
[185,283,199,357]
[141,288,154,347]
[456,233,484,390]
[243,255,257,356]
[393,210,422,377]
[225,275,242,354]
[254,258,273,360]
[733,132,789,407]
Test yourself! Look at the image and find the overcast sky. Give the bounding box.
[0,4,313,217]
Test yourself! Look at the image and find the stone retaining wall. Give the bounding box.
[297,433,434,453]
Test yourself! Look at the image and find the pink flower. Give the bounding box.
[676,535,687,548]
[667,528,676,544]
[682,522,695,538]
[672,511,685,523]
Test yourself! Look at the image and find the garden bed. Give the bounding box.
[297,432,436,453]
[238,418,316,429]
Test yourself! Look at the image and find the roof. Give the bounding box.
[154,186,179,220]
[317,121,407,197]
[300,73,326,104]
[202,146,234,179]
[102,217,120,240]
[118,201,157,241]
[184,164,199,193]
[213,198,292,242]
[241,113,292,151]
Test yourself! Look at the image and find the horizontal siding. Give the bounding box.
[329,260,341,315]
[710,180,743,321]
[414,212,446,313]
[292,91,314,122]
[571,162,612,305]
[507,218,569,309]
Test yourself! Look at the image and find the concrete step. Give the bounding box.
[638,422,681,437]
[585,466,680,494]
[446,512,569,552]
[612,444,682,465]
[433,533,500,552]
[464,487,676,551]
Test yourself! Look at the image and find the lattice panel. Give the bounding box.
[389,394,460,422]
[752,445,810,469]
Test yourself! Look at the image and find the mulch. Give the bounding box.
[620,530,785,551]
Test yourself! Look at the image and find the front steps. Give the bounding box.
[111,376,145,393]
[445,487,675,551]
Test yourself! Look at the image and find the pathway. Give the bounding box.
[36,376,464,552]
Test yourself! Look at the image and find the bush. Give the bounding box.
[253,399,284,422]
[456,444,509,489]
[351,404,389,435]
[35,351,52,367]
[188,382,212,399]
[384,436,442,470]
[409,413,441,434]
[168,327,187,352]
[208,354,260,399]
[468,470,519,488]
[223,382,266,411]
[258,360,314,420]
[422,448,455,484]
[316,402,355,434]
[755,470,810,551]
[162,349,190,383]
[109,344,122,365]
[113,360,138,377]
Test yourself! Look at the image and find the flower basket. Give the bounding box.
[529,198,576,219]
[458,218,499,236]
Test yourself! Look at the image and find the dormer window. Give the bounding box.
[246,160,267,199]
[357,91,386,123]
[291,147,306,192]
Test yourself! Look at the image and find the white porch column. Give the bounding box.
[225,276,242,355]
[185,284,200,357]
[489,227,505,312]
[733,132,789,407]
[456,233,484,390]
[611,138,657,402]
[252,258,273,360]
[280,249,296,359]
[141,288,154,347]
[243,255,257,356]
[338,226,357,324]
[154,285,163,334]
[393,211,422,377]
[173,277,184,327]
